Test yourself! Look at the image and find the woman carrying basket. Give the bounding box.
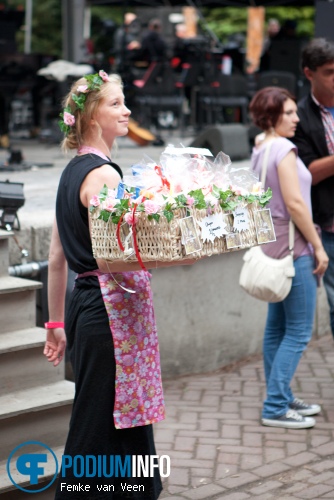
[43,70,196,499]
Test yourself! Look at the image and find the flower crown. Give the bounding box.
[58,70,110,135]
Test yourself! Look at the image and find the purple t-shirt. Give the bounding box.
[251,137,313,258]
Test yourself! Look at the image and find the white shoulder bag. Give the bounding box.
[239,141,295,303]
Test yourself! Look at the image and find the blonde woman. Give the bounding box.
[43,71,195,498]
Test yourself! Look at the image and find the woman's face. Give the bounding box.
[274,98,299,138]
[93,83,131,141]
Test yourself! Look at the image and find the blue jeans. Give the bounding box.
[321,230,334,337]
[262,255,317,419]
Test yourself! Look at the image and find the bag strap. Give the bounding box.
[260,140,272,187]
[288,219,295,256]
[260,140,295,255]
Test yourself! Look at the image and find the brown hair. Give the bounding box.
[61,73,123,152]
[249,86,296,131]
[301,37,334,71]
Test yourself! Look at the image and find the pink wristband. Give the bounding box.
[44,322,64,329]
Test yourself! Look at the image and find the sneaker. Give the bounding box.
[261,409,315,429]
[290,398,321,416]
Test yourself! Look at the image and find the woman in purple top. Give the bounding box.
[250,87,328,429]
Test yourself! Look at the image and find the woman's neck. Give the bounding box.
[255,128,280,146]
[264,128,280,140]
[81,137,112,157]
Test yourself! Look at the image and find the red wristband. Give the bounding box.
[44,322,64,329]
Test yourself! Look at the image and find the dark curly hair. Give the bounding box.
[249,86,296,131]
[301,38,334,71]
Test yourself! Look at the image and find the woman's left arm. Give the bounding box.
[277,150,328,276]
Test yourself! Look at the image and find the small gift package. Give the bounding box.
[89,146,274,267]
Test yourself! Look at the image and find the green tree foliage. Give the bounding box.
[202,7,248,45]
[202,6,315,46]
[4,2,315,58]
[7,0,62,56]
[6,1,123,59]
[265,7,314,39]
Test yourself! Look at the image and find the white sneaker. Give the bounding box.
[289,397,321,416]
[262,409,315,429]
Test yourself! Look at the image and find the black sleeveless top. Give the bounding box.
[56,154,122,273]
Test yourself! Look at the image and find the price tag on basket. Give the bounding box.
[233,207,250,232]
[198,213,228,243]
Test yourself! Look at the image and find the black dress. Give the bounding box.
[54,154,162,499]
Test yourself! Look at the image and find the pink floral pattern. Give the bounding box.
[98,271,165,429]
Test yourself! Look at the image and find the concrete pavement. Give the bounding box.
[1,135,334,499]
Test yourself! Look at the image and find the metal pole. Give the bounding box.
[62,0,86,63]
[24,0,33,54]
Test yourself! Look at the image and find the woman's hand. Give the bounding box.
[313,246,329,276]
[43,328,66,367]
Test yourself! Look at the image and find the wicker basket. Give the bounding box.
[90,203,260,263]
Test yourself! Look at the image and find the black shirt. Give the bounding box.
[56,154,122,273]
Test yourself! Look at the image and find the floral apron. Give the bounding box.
[78,270,165,430]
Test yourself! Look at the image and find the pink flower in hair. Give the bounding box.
[90,195,100,207]
[124,212,138,225]
[63,111,75,126]
[77,85,88,93]
[99,70,110,82]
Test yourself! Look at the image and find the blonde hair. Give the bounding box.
[61,73,123,152]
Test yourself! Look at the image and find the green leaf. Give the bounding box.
[98,184,109,202]
[98,210,111,222]
[219,188,233,202]
[58,119,69,134]
[163,209,174,223]
[258,188,273,207]
[188,189,206,210]
[220,200,238,211]
[147,213,161,222]
[72,93,86,110]
[175,194,187,207]
[111,214,121,224]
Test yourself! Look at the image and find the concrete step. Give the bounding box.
[0,381,74,461]
[0,327,65,395]
[0,276,42,294]
[0,276,42,333]
[0,445,63,497]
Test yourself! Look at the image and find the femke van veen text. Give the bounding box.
[60,483,144,492]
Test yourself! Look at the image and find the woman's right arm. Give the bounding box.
[277,150,328,276]
[43,218,67,366]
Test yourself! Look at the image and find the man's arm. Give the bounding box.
[293,100,333,185]
[308,155,334,185]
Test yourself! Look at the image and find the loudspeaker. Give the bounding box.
[189,124,250,160]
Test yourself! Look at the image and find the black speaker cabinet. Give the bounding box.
[189,124,250,160]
